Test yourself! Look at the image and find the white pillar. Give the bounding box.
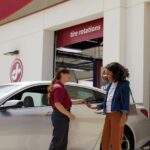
[103,0,126,66]
[125,2,145,104]
[42,30,54,80]
[143,3,150,114]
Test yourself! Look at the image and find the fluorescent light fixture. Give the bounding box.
[78,80,93,87]
[69,68,84,72]
[86,40,98,44]
[57,47,82,53]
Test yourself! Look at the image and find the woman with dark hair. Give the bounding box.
[48,69,84,150]
[87,62,130,150]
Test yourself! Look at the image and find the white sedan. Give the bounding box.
[0,81,149,150]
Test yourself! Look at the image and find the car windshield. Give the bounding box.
[0,85,20,98]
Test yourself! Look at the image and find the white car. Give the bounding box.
[0,81,149,150]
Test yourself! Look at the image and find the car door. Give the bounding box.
[0,85,52,150]
[65,85,105,150]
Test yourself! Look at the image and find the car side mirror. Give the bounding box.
[0,100,23,110]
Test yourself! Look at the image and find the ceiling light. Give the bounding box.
[86,40,98,44]
[57,47,82,53]
[69,68,84,72]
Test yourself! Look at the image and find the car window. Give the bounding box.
[65,85,105,103]
[21,92,43,107]
[8,85,49,107]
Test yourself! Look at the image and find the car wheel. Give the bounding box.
[122,130,134,150]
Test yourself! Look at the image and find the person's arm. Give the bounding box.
[55,102,75,120]
[85,101,101,110]
[120,81,130,126]
[71,99,85,105]
[120,82,130,114]
[120,113,127,126]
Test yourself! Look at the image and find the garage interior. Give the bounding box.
[55,38,103,87]
[54,19,104,87]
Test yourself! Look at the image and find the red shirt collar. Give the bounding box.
[55,80,64,87]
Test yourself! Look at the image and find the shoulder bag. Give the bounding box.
[128,88,137,115]
[121,87,137,116]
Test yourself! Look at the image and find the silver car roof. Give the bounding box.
[1,81,106,94]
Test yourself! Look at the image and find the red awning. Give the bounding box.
[0,0,32,21]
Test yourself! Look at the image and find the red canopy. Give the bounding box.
[0,0,32,21]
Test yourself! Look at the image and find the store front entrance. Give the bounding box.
[55,18,103,87]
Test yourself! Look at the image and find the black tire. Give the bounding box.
[122,129,134,150]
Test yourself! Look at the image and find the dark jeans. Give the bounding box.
[49,109,70,150]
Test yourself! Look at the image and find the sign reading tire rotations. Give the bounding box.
[56,18,103,47]
[10,59,23,82]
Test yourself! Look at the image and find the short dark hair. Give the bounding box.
[105,62,129,82]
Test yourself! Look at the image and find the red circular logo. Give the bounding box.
[10,59,23,83]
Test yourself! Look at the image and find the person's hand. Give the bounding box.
[79,99,85,104]
[85,101,92,108]
[71,99,85,105]
[120,114,127,126]
[102,74,108,81]
[68,113,76,120]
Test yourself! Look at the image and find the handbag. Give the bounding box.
[121,87,137,116]
[128,88,138,115]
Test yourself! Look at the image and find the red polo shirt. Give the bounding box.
[51,81,72,110]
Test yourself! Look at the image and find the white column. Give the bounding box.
[42,30,54,80]
[125,2,145,104]
[103,0,126,66]
[143,3,150,114]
